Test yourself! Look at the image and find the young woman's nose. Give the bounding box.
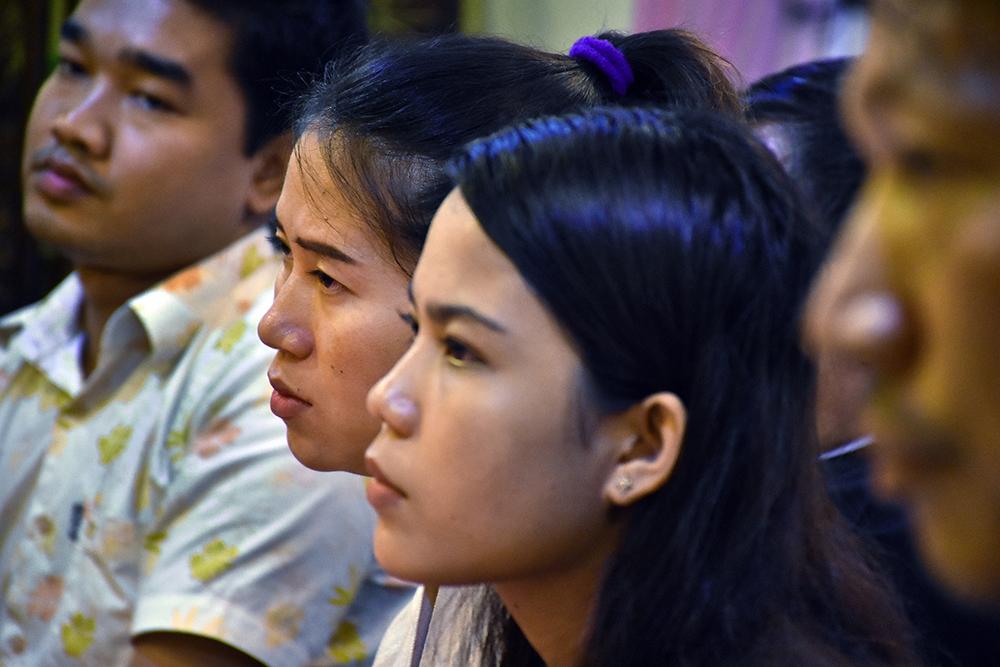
[367,356,419,439]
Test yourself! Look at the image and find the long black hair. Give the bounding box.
[293,30,741,272]
[445,106,915,666]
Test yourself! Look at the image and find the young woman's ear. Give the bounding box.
[604,392,686,506]
[245,132,295,219]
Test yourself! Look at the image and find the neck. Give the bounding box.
[493,538,617,667]
[75,265,170,376]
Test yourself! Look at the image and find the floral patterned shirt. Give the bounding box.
[0,229,411,666]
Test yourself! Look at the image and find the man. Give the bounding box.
[1,1,410,664]
[806,0,1000,604]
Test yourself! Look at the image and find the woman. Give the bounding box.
[365,106,916,665]
[257,31,740,473]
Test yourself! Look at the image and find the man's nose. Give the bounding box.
[51,81,113,159]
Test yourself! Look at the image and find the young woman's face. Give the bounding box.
[258,132,413,473]
[365,190,625,586]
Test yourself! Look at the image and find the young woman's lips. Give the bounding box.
[268,376,311,420]
[365,458,405,513]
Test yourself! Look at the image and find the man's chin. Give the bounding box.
[918,514,1000,609]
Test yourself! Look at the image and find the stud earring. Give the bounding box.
[615,474,634,494]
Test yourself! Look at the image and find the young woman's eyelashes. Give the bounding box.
[441,336,483,368]
[398,310,418,335]
[266,230,290,256]
[397,310,485,368]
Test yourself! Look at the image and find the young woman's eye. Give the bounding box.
[398,311,419,335]
[266,231,291,256]
[310,269,341,291]
[443,337,482,368]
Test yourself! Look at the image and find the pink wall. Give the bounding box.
[633,0,865,85]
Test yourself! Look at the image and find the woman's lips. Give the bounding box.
[268,376,311,420]
[365,457,406,512]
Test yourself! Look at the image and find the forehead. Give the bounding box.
[850,3,1000,149]
[71,0,234,78]
[415,191,528,307]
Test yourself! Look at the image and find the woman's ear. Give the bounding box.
[604,392,686,506]
[245,132,295,219]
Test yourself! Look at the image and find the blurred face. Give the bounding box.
[257,133,413,473]
[805,6,1000,601]
[365,190,623,586]
[21,0,260,276]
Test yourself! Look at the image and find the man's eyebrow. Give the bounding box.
[119,48,192,88]
[425,301,507,334]
[60,19,87,43]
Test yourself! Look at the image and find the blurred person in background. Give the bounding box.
[0,1,412,665]
[806,0,1000,612]
[750,56,1000,665]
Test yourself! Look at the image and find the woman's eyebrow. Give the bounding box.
[424,301,507,334]
[272,216,357,265]
[407,284,506,333]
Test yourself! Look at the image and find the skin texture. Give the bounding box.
[365,190,684,666]
[257,132,413,474]
[804,2,1000,602]
[19,0,284,662]
[21,0,287,374]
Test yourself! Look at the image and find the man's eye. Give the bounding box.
[55,56,87,78]
[130,91,174,113]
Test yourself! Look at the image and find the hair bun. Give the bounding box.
[569,35,634,96]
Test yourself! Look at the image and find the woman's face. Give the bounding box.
[365,190,625,586]
[258,132,413,473]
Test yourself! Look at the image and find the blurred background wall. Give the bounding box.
[0,0,868,316]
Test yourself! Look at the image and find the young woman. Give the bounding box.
[257,31,740,473]
[364,106,916,665]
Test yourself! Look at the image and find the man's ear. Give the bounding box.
[245,132,294,219]
[603,392,686,506]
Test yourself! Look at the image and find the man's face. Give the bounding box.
[21,0,261,277]
[805,6,1000,601]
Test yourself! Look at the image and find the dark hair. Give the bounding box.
[446,107,915,666]
[746,58,863,244]
[295,30,741,272]
[184,0,368,154]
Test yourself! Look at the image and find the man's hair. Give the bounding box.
[746,58,862,247]
[184,0,368,154]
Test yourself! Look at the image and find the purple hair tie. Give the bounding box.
[569,35,634,96]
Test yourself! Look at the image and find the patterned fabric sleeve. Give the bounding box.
[131,297,386,666]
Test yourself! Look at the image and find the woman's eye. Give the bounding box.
[310,269,341,290]
[443,337,481,368]
[266,232,291,256]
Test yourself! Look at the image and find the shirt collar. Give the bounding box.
[128,227,278,365]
